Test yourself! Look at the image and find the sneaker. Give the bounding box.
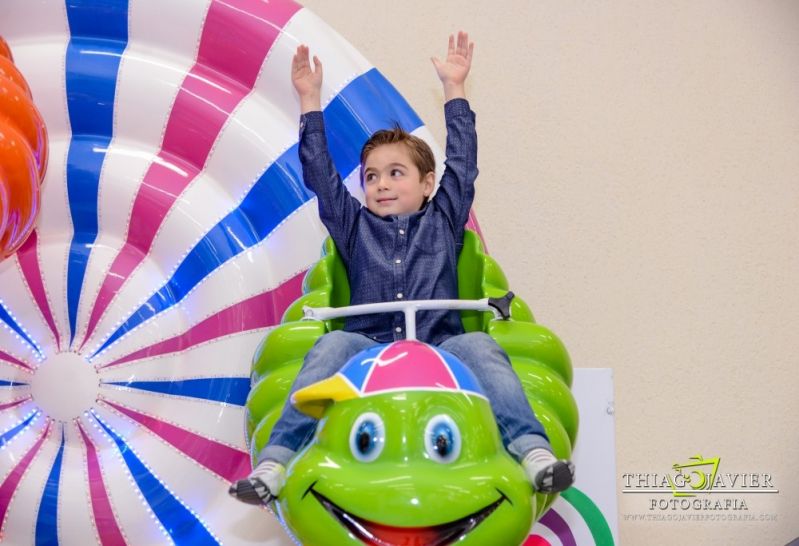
[228,477,276,506]
[228,460,285,506]
[522,448,575,494]
[533,460,575,493]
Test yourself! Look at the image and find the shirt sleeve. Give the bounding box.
[299,111,361,262]
[430,98,478,236]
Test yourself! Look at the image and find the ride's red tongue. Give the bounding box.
[360,521,442,546]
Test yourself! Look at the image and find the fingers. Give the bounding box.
[456,31,473,59]
[312,54,323,76]
[291,44,308,73]
[457,31,467,56]
[292,45,323,74]
[444,31,474,62]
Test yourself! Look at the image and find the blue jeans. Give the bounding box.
[257,330,551,466]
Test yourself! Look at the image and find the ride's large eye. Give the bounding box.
[424,415,461,464]
[349,412,385,462]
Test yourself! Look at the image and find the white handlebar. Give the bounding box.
[302,298,505,341]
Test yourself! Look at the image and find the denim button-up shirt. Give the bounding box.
[299,98,478,346]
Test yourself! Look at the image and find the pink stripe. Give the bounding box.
[15,231,61,349]
[77,423,127,546]
[465,210,487,253]
[0,396,31,412]
[79,0,301,347]
[100,271,304,368]
[0,421,50,528]
[101,399,250,482]
[0,351,34,372]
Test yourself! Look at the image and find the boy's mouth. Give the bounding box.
[376,197,397,205]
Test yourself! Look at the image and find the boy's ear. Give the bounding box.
[422,171,435,196]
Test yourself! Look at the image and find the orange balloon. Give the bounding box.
[0,119,39,258]
[0,76,47,182]
[0,171,8,240]
[0,36,12,62]
[0,75,47,183]
[0,35,47,260]
[0,56,32,98]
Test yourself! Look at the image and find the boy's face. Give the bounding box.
[362,143,434,217]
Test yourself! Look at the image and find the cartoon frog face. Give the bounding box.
[277,341,534,546]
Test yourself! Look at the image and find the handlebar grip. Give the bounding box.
[488,291,514,320]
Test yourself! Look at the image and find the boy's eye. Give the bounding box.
[391,169,403,177]
[365,173,376,183]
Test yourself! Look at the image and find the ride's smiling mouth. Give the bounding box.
[305,483,509,546]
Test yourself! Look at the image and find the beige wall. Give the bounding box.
[301,1,799,544]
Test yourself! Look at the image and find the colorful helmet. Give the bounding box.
[292,339,486,418]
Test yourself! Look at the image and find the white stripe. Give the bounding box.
[96,398,281,546]
[58,424,97,545]
[87,199,327,364]
[99,328,265,378]
[263,8,372,121]
[0,365,32,385]
[0,393,31,409]
[0,7,71,139]
[80,410,175,546]
[97,385,249,450]
[0,1,69,44]
[0,263,55,350]
[0,421,57,546]
[0,311,40,363]
[31,229,72,351]
[128,0,212,63]
[0,400,38,434]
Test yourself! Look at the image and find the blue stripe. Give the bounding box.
[36,428,65,546]
[92,69,422,357]
[93,413,219,545]
[0,380,28,387]
[0,302,43,358]
[64,0,129,345]
[103,378,250,406]
[0,411,39,448]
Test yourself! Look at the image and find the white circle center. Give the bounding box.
[30,352,99,421]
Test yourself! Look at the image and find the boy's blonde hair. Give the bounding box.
[360,126,436,183]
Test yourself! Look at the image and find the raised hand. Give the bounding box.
[291,44,323,112]
[431,31,474,100]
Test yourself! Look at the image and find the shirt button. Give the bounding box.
[399,229,405,235]
[396,292,403,299]
[395,327,402,333]
[395,259,401,264]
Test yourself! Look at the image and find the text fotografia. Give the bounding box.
[621,455,778,512]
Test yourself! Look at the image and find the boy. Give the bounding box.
[230,32,574,506]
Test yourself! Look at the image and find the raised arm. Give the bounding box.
[430,32,478,235]
[292,45,360,259]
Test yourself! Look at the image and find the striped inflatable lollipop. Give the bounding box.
[0,1,462,544]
